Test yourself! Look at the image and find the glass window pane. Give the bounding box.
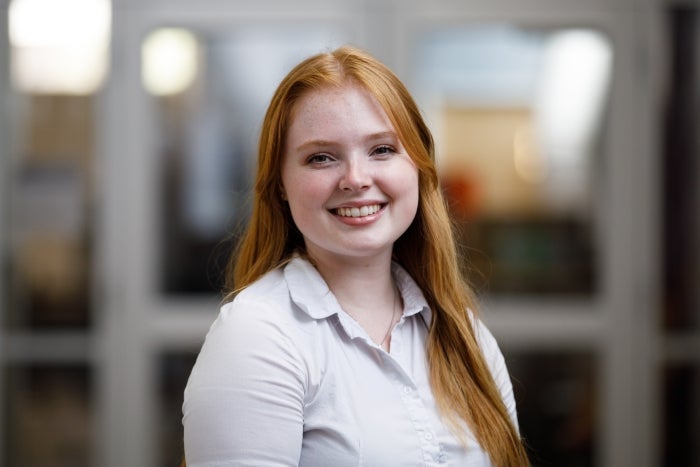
[143,28,348,296]
[157,351,198,467]
[3,365,93,467]
[506,351,597,466]
[663,364,700,467]
[7,94,95,328]
[412,26,612,296]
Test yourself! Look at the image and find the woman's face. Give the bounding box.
[281,84,419,264]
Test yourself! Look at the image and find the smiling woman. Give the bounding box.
[182,45,530,466]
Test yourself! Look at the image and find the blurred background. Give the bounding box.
[0,0,698,466]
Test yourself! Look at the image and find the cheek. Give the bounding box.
[400,167,420,207]
[281,166,307,204]
[285,173,326,204]
[388,167,420,224]
[282,172,332,224]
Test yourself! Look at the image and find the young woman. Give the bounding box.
[182,45,530,466]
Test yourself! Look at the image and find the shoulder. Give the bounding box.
[187,267,308,389]
[470,313,511,378]
[233,267,288,306]
[471,314,501,356]
[467,312,510,380]
[215,267,300,341]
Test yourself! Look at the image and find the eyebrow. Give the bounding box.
[294,131,399,152]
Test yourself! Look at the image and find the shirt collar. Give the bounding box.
[283,255,432,326]
[391,261,433,327]
[284,255,342,320]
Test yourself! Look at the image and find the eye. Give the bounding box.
[307,153,334,164]
[372,145,396,157]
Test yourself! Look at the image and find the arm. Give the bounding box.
[183,298,306,466]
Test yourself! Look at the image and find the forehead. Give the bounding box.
[287,84,395,136]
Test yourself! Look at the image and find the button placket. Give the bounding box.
[382,316,446,466]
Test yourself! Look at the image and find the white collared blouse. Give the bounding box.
[183,255,518,466]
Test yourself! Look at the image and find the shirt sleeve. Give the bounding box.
[474,319,520,432]
[183,298,307,466]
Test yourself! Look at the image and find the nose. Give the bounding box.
[338,157,371,191]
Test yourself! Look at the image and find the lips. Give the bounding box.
[334,204,382,218]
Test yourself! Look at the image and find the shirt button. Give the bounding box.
[403,386,411,394]
[425,432,433,440]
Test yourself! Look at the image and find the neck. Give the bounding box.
[313,252,394,307]
[307,250,401,347]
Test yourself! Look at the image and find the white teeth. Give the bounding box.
[336,204,381,217]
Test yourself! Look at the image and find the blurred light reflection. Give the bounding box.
[9,0,111,94]
[142,28,200,96]
[534,30,613,211]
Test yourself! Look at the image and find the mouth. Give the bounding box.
[333,204,383,218]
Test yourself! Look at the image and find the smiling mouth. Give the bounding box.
[334,204,383,218]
